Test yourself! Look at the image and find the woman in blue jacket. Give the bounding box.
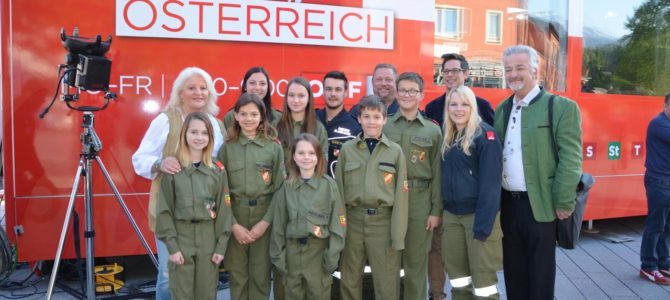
[440,85,503,299]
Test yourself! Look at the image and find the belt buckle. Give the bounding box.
[248,199,258,206]
[297,237,308,245]
[367,208,377,215]
[190,220,201,224]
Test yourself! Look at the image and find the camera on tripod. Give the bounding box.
[61,27,113,93]
[40,28,116,118]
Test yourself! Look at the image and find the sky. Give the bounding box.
[583,0,646,38]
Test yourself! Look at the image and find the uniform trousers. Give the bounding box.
[169,220,218,300]
[403,185,433,300]
[442,211,502,300]
[284,236,332,300]
[428,223,447,298]
[226,201,272,300]
[340,207,401,300]
[500,190,556,300]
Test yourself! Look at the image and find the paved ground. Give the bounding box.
[1,216,669,299]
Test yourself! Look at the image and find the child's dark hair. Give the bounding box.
[286,133,326,184]
[357,95,387,117]
[277,77,319,149]
[226,92,277,142]
[178,112,214,168]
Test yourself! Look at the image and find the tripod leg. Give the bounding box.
[94,156,159,269]
[47,159,85,300]
[84,158,96,299]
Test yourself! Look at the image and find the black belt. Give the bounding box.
[348,206,391,215]
[296,237,308,245]
[503,189,528,200]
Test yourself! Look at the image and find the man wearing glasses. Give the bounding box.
[424,53,495,300]
[383,72,442,300]
[350,63,400,119]
[425,53,495,127]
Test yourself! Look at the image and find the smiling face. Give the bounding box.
[447,92,472,131]
[443,59,466,91]
[358,107,387,139]
[185,118,210,152]
[287,83,309,116]
[235,102,262,138]
[372,67,396,103]
[293,140,318,174]
[245,72,269,99]
[323,77,347,110]
[396,79,423,113]
[504,52,537,98]
[180,75,209,114]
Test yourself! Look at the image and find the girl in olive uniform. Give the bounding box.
[155,112,232,300]
[277,77,329,163]
[217,93,285,300]
[270,133,346,300]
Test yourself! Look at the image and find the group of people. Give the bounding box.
[132,44,584,300]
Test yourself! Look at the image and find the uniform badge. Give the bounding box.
[384,173,394,185]
[411,153,417,163]
[313,225,322,237]
[334,149,340,157]
[261,170,271,184]
[224,194,231,207]
[205,201,217,219]
[216,161,225,171]
[419,151,426,161]
[486,131,495,140]
[339,215,347,227]
[359,142,366,149]
[403,180,409,192]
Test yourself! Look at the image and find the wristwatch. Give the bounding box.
[152,158,162,174]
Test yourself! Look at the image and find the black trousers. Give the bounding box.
[500,190,556,300]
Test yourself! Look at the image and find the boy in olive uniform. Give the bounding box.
[383,72,443,300]
[335,95,409,300]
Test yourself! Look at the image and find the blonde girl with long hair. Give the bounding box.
[439,85,504,299]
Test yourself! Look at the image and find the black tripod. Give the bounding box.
[46,111,158,299]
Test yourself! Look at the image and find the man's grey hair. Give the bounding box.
[503,45,539,72]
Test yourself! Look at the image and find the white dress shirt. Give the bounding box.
[502,85,541,191]
[131,113,224,180]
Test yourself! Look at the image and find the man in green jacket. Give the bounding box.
[494,45,582,300]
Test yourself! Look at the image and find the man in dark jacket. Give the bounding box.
[425,53,495,127]
[639,93,670,285]
[316,71,362,177]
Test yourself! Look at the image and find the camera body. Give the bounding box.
[61,28,112,92]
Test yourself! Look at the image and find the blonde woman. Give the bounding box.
[440,86,503,299]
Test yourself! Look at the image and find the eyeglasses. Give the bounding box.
[443,68,464,75]
[397,89,421,97]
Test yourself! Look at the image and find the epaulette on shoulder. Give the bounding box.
[215,161,226,171]
[430,119,439,126]
[274,138,282,145]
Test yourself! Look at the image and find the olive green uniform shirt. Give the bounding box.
[281,120,329,163]
[270,175,347,274]
[383,112,443,217]
[155,162,232,255]
[217,134,285,223]
[335,134,409,250]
